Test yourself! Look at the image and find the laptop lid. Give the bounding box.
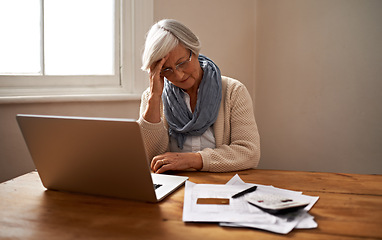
[16,114,187,202]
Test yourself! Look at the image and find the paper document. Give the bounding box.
[183,174,319,234]
[183,181,276,223]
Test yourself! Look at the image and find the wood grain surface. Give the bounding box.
[1,169,381,239]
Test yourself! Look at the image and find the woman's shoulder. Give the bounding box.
[221,76,248,93]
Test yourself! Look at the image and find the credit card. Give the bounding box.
[197,198,230,205]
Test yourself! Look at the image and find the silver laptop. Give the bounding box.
[16,114,188,202]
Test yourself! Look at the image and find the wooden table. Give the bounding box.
[1,169,381,239]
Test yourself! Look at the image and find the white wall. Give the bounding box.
[1,0,381,183]
[254,0,382,174]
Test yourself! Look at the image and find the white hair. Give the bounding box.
[141,19,201,71]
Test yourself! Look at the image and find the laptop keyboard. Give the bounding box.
[154,184,162,190]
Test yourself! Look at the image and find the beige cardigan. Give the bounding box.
[137,76,260,172]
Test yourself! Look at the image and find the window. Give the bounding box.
[0,0,153,100]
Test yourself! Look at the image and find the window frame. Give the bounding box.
[0,0,153,102]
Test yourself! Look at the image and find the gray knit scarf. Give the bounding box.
[162,54,222,149]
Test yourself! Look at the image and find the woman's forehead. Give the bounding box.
[163,45,188,67]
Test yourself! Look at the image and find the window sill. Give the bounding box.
[0,90,142,104]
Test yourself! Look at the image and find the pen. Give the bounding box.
[231,185,257,199]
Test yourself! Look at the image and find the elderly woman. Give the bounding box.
[138,19,260,174]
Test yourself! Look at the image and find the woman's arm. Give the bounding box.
[139,90,203,173]
[142,56,168,123]
[137,56,171,162]
[137,88,170,163]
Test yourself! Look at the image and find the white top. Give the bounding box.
[169,92,216,153]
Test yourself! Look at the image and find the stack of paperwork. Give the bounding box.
[182,174,319,234]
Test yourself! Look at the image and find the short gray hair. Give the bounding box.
[141,19,201,71]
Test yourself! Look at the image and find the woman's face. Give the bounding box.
[161,44,203,92]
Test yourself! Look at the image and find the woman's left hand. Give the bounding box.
[151,152,203,174]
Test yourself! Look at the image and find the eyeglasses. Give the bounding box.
[160,50,192,78]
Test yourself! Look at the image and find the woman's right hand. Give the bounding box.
[148,55,169,99]
[143,55,169,123]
